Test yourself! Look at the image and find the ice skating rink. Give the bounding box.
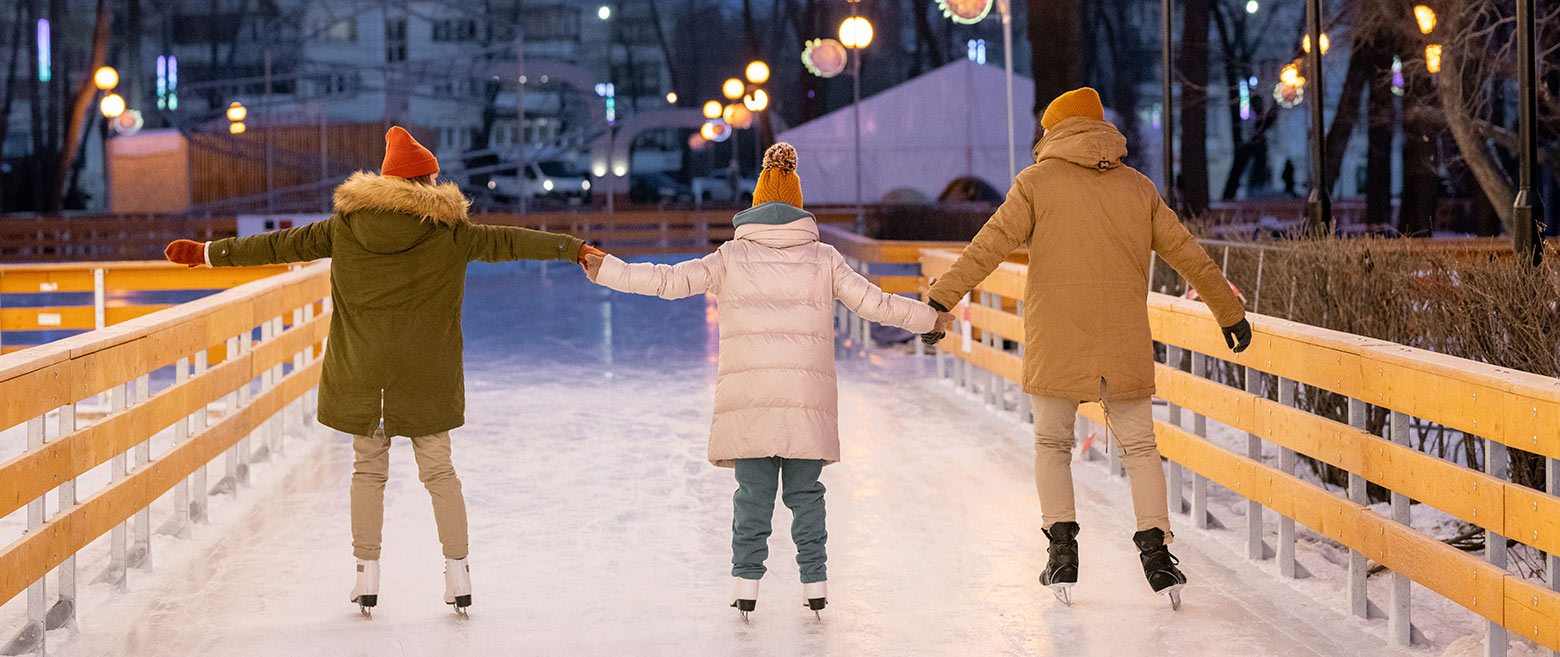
[45,262,1420,657]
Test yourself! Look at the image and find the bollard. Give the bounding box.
[1243,366,1264,561]
[1346,398,1369,619]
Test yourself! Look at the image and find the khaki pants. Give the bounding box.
[350,428,469,560]
[1031,393,1172,540]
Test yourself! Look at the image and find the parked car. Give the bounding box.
[692,174,758,204]
[629,172,693,204]
[490,160,592,203]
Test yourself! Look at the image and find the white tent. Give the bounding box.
[777,59,1037,205]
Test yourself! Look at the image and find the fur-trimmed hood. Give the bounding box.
[332,172,470,225]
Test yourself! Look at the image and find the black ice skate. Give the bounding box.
[1133,528,1186,609]
[1039,522,1080,605]
[349,559,380,618]
[802,581,827,619]
[731,578,759,622]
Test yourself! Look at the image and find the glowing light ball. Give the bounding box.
[802,39,848,78]
[937,0,992,24]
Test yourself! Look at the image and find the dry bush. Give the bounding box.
[1161,237,1560,494]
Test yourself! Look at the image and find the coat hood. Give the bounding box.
[1032,118,1129,171]
[732,201,813,228]
[733,214,820,249]
[333,172,471,254]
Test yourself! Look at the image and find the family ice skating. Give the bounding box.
[6,3,1558,654]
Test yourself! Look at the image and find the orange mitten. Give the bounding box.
[577,243,607,264]
[164,239,206,267]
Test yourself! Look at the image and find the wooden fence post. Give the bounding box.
[1347,398,1370,619]
[1244,366,1265,561]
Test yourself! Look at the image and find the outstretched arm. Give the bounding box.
[925,180,1034,311]
[592,252,724,300]
[192,218,336,267]
[454,223,587,264]
[832,249,942,334]
[1150,197,1250,351]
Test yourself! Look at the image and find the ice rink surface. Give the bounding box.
[46,261,1421,657]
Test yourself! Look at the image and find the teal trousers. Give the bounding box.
[731,457,827,583]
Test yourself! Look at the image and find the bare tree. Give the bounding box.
[47,0,109,212]
[1029,0,1086,144]
[0,1,26,210]
[1180,0,1211,216]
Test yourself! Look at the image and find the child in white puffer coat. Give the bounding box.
[584,143,953,618]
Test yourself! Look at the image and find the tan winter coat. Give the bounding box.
[928,118,1245,403]
[595,205,938,467]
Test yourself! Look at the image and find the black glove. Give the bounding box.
[1222,318,1252,353]
[920,299,950,346]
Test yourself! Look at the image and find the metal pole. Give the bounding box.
[1161,0,1176,204]
[1001,0,1016,183]
[1513,0,1542,265]
[1304,0,1331,235]
[264,48,274,217]
[851,2,865,234]
[516,33,528,216]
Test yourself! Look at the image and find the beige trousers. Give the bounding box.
[350,428,469,560]
[1031,393,1172,540]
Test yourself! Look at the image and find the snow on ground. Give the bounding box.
[0,259,1507,656]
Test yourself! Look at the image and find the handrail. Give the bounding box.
[918,247,1560,653]
[0,261,294,354]
[0,262,331,653]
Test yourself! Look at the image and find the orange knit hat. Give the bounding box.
[381,126,439,178]
[1041,87,1105,131]
[752,143,803,207]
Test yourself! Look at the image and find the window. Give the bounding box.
[385,18,408,62]
[432,19,479,42]
[521,6,580,41]
[314,18,357,43]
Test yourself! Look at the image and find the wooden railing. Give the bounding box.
[917,248,1560,654]
[0,262,330,655]
[0,262,294,355]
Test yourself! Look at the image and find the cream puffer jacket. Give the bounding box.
[595,203,937,467]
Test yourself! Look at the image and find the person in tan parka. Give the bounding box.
[923,88,1250,606]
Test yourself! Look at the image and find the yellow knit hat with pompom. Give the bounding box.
[752,142,803,208]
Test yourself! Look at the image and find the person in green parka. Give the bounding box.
[163,126,604,616]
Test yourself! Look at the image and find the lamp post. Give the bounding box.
[938,0,1017,187]
[1303,0,1331,235]
[722,78,745,203]
[1162,0,1175,205]
[840,11,873,233]
[1514,0,1542,265]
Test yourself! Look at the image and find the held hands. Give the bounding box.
[919,299,955,346]
[582,252,607,283]
[1222,318,1252,353]
[577,244,607,278]
[164,239,206,267]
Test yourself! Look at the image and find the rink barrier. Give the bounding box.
[917,248,1560,655]
[816,223,968,354]
[0,262,330,656]
[0,262,295,355]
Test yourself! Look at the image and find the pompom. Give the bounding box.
[762,142,798,173]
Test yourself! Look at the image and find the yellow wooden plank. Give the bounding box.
[0,352,253,519]
[103,265,290,291]
[0,269,96,294]
[0,358,321,606]
[1502,391,1560,461]
[1505,576,1560,651]
[1503,485,1560,557]
[966,304,1024,343]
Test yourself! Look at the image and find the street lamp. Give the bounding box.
[226,101,247,122]
[743,90,768,112]
[745,61,770,85]
[665,91,678,104]
[1413,5,1436,33]
[703,100,723,119]
[93,66,118,90]
[597,6,611,20]
[99,93,125,118]
[1300,33,1329,54]
[722,78,745,100]
[840,12,872,231]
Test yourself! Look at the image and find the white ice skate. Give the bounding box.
[349,559,380,618]
[731,577,760,622]
[802,581,827,619]
[444,557,472,616]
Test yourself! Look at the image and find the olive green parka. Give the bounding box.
[207,172,584,437]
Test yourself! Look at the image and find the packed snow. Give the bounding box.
[0,259,1532,656]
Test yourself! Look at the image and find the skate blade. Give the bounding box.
[738,610,750,623]
[359,605,372,619]
[1163,584,1184,610]
[1048,583,1073,606]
